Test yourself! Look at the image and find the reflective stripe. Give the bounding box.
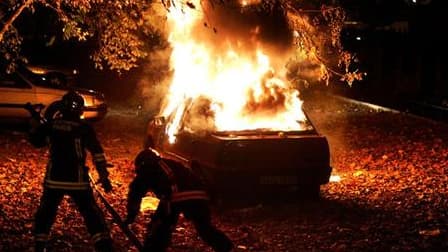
[75,138,83,159]
[56,120,80,127]
[171,190,209,202]
[45,179,89,190]
[52,120,80,131]
[35,233,49,242]
[93,153,106,162]
[74,138,83,183]
[91,232,110,243]
[45,184,89,190]
[52,123,72,131]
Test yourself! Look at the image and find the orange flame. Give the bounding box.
[160,1,308,142]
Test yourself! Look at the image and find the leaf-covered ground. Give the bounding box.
[0,93,447,251]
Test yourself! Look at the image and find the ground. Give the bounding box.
[0,92,447,251]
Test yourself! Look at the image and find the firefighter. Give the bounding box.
[29,90,113,252]
[125,148,234,252]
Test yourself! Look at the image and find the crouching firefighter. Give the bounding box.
[125,148,234,252]
[28,90,113,252]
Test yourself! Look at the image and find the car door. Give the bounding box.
[33,85,66,112]
[0,74,36,118]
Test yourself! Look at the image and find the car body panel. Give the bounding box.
[0,74,36,117]
[0,72,107,122]
[34,86,66,106]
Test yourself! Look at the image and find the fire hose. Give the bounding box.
[88,174,143,251]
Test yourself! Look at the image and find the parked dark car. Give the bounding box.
[145,102,332,200]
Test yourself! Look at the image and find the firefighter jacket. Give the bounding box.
[29,116,108,190]
[127,149,209,216]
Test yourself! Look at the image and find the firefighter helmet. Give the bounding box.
[61,90,85,117]
[134,148,161,172]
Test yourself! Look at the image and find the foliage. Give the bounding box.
[160,0,363,86]
[1,0,159,73]
[0,0,363,84]
[282,1,364,86]
[0,27,23,73]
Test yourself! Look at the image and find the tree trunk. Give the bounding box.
[0,0,34,42]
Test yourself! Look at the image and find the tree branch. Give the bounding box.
[0,0,34,42]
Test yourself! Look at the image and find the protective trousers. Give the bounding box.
[34,187,112,251]
[143,199,233,252]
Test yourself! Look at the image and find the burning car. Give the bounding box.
[145,99,332,200]
[139,0,340,200]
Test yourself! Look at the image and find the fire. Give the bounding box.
[160,1,309,142]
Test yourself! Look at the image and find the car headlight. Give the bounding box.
[79,92,105,107]
[80,95,93,107]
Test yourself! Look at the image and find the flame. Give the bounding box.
[160,1,309,142]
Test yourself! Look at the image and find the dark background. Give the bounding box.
[332,0,448,120]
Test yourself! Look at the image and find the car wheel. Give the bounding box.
[44,101,63,122]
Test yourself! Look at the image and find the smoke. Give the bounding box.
[137,48,172,115]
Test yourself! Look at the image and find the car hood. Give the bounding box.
[32,84,104,99]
